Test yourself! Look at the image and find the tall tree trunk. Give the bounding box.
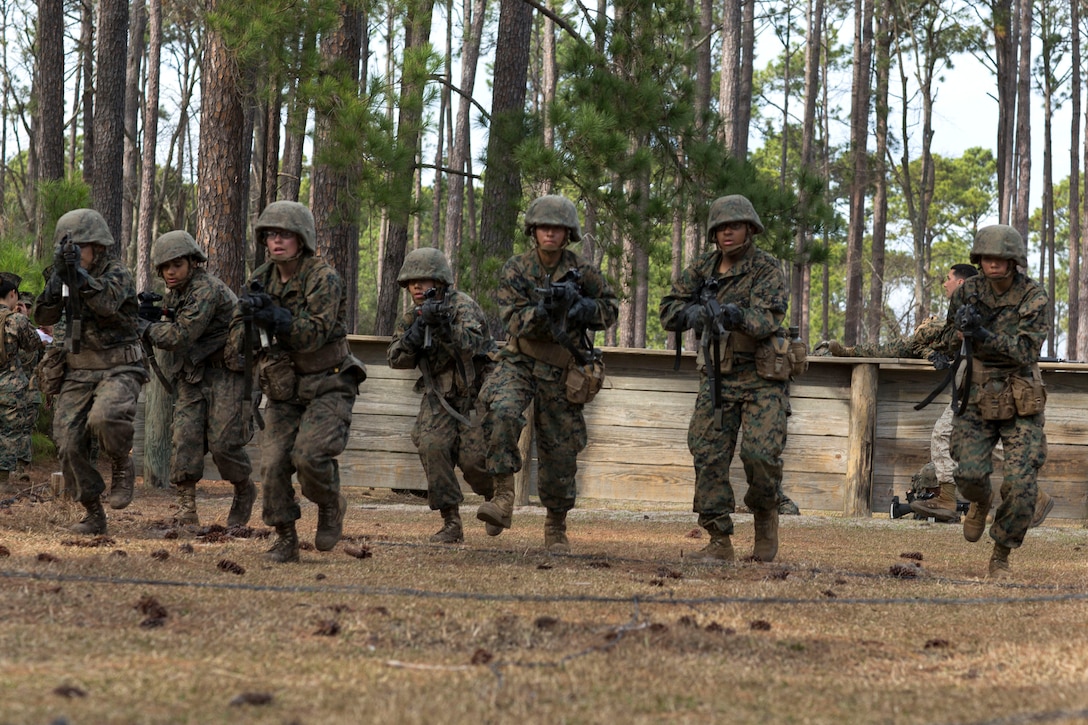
[717,0,741,155]
[992,0,1016,223]
[843,0,873,346]
[92,0,129,245]
[736,0,755,157]
[473,0,533,327]
[280,33,314,203]
[791,0,822,337]
[36,0,64,254]
[1071,0,1082,359]
[197,0,248,291]
[374,0,435,336]
[1012,0,1031,238]
[80,0,94,185]
[443,0,486,281]
[312,4,364,333]
[136,0,161,295]
[121,0,147,265]
[868,0,890,345]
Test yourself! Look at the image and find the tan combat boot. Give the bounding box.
[71,499,108,535]
[173,482,200,526]
[963,493,992,543]
[227,479,257,527]
[753,509,780,562]
[910,483,960,523]
[264,522,300,563]
[988,542,1012,579]
[1030,490,1054,528]
[687,530,735,561]
[477,473,514,533]
[108,455,135,510]
[314,494,347,551]
[430,507,464,544]
[544,509,570,554]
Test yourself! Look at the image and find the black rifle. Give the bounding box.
[415,287,470,426]
[58,234,82,354]
[535,268,597,366]
[240,280,267,430]
[136,291,176,395]
[914,295,981,415]
[698,278,730,431]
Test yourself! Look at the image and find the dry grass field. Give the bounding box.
[3,463,1088,725]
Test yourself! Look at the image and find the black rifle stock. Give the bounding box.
[241,280,266,430]
[136,291,176,395]
[698,278,728,431]
[59,234,82,354]
[535,268,596,366]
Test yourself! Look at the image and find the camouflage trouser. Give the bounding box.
[53,370,145,504]
[0,390,20,472]
[412,391,493,510]
[689,365,787,536]
[479,356,587,513]
[932,403,1002,494]
[260,369,357,526]
[951,403,1046,549]
[171,366,253,485]
[17,390,40,464]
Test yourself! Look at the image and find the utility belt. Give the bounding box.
[970,358,1046,420]
[507,335,606,404]
[67,342,143,371]
[289,338,349,375]
[697,331,807,381]
[259,338,354,401]
[201,347,227,370]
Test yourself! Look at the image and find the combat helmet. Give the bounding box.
[398,247,454,287]
[706,195,765,244]
[910,462,938,494]
[54,209,114,247]
[524,195,582,242]
[255,201,316,254]
[152,231,207,269]
[970,224,1027,270]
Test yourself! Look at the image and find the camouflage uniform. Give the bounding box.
[480,246,618,512]
[228,201,365,561]
[16,292,43,478]
[942,225,1048,575]
[0,308,43,475]
[388,287,495,511]
[34,209,148,532]
[144,231,255,526]
[660,245,789,535]
[827,315,945,359]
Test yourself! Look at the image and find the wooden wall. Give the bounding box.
[134,337,1088,520]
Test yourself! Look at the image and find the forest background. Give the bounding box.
[1,0,1084,358]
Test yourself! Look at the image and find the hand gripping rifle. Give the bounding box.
[415,288,470,426]
[136,291,177,395]
[914,295,981,416]
[535,268,597,367]
[240,280,267,430]
[59,234,82,354]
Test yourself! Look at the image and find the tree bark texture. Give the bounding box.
[92,0,129,246]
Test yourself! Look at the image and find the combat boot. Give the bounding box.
[70,499,108,535]
[777,497,800,515]
[314,494,347,551]
[753,509,780,562]
[687,530,734,561]
[1030,490,1054,528]
[14,462,30,483]
[173,483,199,526]
[264,522,300,563]
[227,479,257,527]
[477,473,514,532]
[910,483,960,523]
[544,509,570,554]
[963,493,992,543]
[108,455,135,510]
[430,507,464,544]
[988,542,1012,579]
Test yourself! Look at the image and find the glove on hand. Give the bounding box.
[62,244,81,268]
[928,350,952,370]
[401,317,426,351]
[682,305,706,334]
[419,299,447,326]
[567,297,597,326]
[254,305,292,337]
[138,299,164,322]
[239,292,274,314]
[719,303,744,331]
[43,271,65,302]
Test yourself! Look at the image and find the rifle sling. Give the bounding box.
[418,355,471,426]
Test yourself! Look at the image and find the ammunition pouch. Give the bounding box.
[258,351,298,401]
[976,378,1016,421]
[1010,366,1047,417]
[563,357,606,405]
[971,359,1043,420]
[66,342,143,371]
[755,330,810,382]
[289,338,349,375]
[35,345,67,396]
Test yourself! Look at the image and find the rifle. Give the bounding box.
[914,295,981,415]
[136,291,177,395]
[415,287,470,426]
[58,234,82,354]
[240,280,267,430]
[697,278,729,431]
[535,268,597,366]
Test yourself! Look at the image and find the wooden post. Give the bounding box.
[142,350,175,488]
[844,362,878,516]
[514,402,534,506]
